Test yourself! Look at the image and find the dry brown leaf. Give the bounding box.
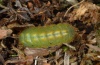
[24,47,58,57]
[86,44,100,52]
[69,2,100,23]
[7,22,20,28]
[75,2,99,17]
[0,29,12,39]
[75,5,87,19]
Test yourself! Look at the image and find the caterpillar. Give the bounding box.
[19,23,75,48]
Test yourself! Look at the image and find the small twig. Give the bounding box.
[1,41,7,48]
[0,8,9,13]
[0,4,9,13]
[63,43,76,50]
[64,0,85,17]
[0,4,8,9]
[34,56,38,65]
[64,52,70,65]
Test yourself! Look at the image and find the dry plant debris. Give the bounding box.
[0,0,99,65]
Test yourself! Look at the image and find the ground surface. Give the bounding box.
[0,0,100,65]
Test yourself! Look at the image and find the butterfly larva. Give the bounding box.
[19,23,75,48]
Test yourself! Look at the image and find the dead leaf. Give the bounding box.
[68,2,100,24]
[24,47,58,57]
[86,44,100,52]
[0,29,12,39]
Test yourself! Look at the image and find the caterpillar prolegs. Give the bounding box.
[19,23,75,48]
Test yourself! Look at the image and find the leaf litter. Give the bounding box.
[0,0,100,65]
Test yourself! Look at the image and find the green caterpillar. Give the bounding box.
[19,23,75,48]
